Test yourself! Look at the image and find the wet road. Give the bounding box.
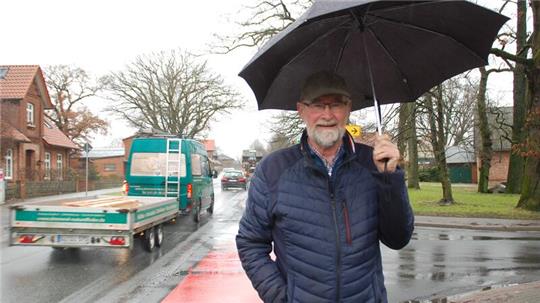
[2,186,540,302]
[384,228,540,302]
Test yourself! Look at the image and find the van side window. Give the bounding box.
[201,156,209,177]
[191,154,202,176]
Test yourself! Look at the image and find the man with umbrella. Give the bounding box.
[235,1,507,301]
[236,70,414,302]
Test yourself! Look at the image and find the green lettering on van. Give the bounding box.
[15,210,127,224]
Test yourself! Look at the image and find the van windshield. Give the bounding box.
[130,153,186,177]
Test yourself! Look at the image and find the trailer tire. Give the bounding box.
[193,199,202,223]
[207,194,214,214]
[143,227,156,252]
[155,225,164,247]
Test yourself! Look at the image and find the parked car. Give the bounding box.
[221,170,247,191]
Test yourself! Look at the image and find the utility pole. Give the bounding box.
[84,143,92,197]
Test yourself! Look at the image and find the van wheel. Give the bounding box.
[207,195,214,214]
[155,225,164,247]
[143,227,155,252]
[193,199,202,223]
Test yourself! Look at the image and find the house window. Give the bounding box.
[104,164,116,172]
[4,149,13,180]
[0,67,8,79]
[57,154,63,180]
[44,152,51,179]
[27,103,35,126]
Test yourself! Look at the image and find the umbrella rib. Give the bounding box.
[365,27,415,101]
[370,14,488,64]
[334,30,353,72]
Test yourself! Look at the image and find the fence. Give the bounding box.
[5,178,123,201]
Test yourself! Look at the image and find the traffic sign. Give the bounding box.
[346,124,362,138]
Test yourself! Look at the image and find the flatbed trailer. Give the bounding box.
[9,195,178,252]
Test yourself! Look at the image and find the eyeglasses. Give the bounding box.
[301,101,349,113]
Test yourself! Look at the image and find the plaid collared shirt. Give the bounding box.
[307,143,345,177]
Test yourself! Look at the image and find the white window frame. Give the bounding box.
[57,154,63,180]
[44,152,51,180]
[5,149,13,180]
[26,103,35,126]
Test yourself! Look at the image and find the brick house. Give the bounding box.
[0,65,79,183]
[72,148,125,179]
[475,106,512,185]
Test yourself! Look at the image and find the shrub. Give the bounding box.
[418,167,441,182]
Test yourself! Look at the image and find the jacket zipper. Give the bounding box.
[341,202,352,245]
[330,192,341,303]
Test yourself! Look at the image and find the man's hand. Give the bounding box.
[373,134,400,173]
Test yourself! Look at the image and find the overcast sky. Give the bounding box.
[1,0,514,159]
[1,0,279,159]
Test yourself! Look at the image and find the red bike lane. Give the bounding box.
[161,240,261,302]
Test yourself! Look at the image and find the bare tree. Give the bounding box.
[249,139,268,156]
[44,65,108,145]
[211,0,312,141]
[403,102,420,189]
[103,49,243,139]
[416,74,478,149]
[267,112,304,148]
[491,1,540,210]
[211,0,312,54]
[423,87,454,205]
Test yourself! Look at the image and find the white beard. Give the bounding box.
[307,124,345,149]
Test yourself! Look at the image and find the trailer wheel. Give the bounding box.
[155,225,164,247]
[207,194,214,214]
[193,199,202,223]
[143,227,156,252]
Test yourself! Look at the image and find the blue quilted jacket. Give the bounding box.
[236,133,414,303]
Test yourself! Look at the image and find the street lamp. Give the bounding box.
[84,143,93,197]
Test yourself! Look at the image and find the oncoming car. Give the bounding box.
[221,170,247,191]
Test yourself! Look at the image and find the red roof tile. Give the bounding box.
[0,121,31,142]
[0,65,53,108]
[202,139,216,151]
[43,120,79,149]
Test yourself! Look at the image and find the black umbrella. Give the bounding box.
[238,0,508,133]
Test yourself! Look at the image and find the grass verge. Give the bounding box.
[409,183,540,220]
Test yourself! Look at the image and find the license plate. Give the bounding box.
[229,179,237,182]
[57,235,90,244]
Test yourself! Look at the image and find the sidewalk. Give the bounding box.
[161,239,260,303]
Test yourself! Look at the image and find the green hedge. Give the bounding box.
[418,167,441,182]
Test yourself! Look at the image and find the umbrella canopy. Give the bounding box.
[239,0,509,112]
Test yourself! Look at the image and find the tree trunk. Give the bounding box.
[477,67,493,193]
[517,1,540,210]
[427,87,454,204]
[507,0,528,194]
[406,102,420,189]
[397,104,408,157]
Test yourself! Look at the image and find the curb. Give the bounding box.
[414,222,540,232]
[446,280,540,303]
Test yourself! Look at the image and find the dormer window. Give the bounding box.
[27,103,35,126]
[0,67,8,79]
